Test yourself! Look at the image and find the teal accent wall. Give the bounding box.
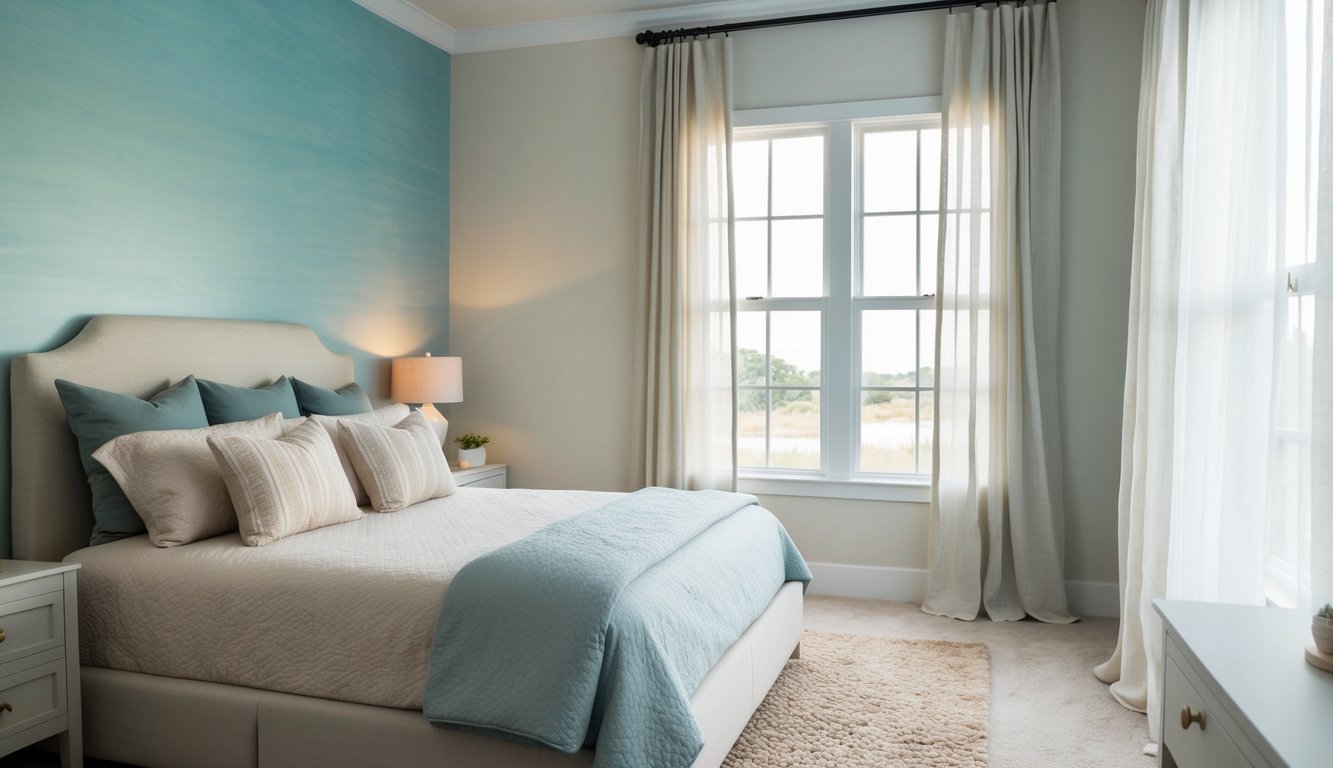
[0,1,451,555]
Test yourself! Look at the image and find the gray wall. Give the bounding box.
[450,0,1144,585]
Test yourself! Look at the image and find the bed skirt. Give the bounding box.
[77,582,803,768]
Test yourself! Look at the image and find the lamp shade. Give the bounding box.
[390,354,463,404]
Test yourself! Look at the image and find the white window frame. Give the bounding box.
[734,97,941,504]
[1267,262,1316,607]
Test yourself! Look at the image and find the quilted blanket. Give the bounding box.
[423,487,810,768]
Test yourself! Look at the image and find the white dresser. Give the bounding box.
[1156,600,1333,768]
[0,561,81,767]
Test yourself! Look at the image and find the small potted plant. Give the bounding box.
[1314,604,1333,655]
[454,433,491,469]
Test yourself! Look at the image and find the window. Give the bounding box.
[732,99,941,500]
[1265,0,1323,607]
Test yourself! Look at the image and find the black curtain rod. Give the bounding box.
[635,0,1053,46]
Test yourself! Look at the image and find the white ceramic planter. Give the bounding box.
[1312,617,1333,654]
[457,447,487,467]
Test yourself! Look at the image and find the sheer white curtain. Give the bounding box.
[1098,0,1325,744]
[632,37,737,492]
[923,2,1073,624]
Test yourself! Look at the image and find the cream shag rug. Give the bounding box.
[723,630,990,768]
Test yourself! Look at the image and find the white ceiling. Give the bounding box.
[352,0,904,54]
[408,0,721,30]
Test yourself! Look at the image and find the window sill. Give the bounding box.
[738,475,930,503]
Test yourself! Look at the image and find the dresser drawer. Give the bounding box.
[0,590,64,668]
[0,659,66,742]
[1162,654,1250,768]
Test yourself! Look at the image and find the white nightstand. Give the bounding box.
[0,561,81,767]
[452,463,508,489]
[1156,599,1333,767]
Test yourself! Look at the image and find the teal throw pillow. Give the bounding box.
[55,376,210,545]
[196,376,301,424]
[291,378,372,416]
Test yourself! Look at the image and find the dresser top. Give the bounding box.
[0,559,79,589]
[1156,599,1333,766]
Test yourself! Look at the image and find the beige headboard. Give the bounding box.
[10,315,357,562]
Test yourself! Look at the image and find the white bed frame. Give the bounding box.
[10,315,803,768]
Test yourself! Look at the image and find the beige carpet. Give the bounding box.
[724,630,990,768]
[805,597,1150,767]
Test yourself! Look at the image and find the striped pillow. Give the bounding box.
[208,418,362,546]
[340,411,457,512]
[305,404,411,506]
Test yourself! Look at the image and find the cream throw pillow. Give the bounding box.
[302,404,411,506]
[93,413,287,547]
[340,411,457,512]
[209,419,363,547]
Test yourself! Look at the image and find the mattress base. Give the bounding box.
[80,582,804,768]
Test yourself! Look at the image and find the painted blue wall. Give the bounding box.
[0,1,451,555]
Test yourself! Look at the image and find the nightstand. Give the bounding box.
[0,561,81,767]
[452,463,508,489]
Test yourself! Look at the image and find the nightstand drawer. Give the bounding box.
[0,659,66,742]
[452,464,508,489]
[1162,655,1249,768]
[0,591,65,668]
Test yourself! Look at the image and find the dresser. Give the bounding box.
[451,463,508,489]
[1156,599,1333,767]
[0,561,81,767]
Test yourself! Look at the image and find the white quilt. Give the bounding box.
[66,487,622,709]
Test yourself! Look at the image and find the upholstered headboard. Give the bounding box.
[10,315,357,562]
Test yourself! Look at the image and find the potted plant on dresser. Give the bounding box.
[1315,604,1333,655]
[454,433,491,469]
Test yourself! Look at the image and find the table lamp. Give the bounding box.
[390,353,462,446]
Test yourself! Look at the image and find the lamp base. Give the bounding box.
[417,402,449,448]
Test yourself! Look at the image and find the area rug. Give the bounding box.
[723,630,990,767]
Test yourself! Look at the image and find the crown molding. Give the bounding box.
[349,0,916,56]
[456,0,906,54]
[350,0,459,53]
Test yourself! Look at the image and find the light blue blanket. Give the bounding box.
[423,488,810,768]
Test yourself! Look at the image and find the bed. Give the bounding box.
[9,315,805,768]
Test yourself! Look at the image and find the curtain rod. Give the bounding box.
[635,0,1053,46]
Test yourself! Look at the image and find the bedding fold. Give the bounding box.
[423,487,810,768]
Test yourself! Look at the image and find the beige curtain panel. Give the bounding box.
[631,37,738,492]
[923,2,1073,624]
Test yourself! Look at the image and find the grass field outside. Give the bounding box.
[739,396,933,474]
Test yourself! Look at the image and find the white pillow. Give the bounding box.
[295,404,411,506]
[209,418,363,547]
[339,411,457,512]
[93,413,286,547]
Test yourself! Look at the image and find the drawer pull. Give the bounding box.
[1180,705,1206,731]
[0,628,5,642]
[0,702,10,714]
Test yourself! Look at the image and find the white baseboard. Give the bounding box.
[806,562,928,603]
[1064,579,1121,619]
[805,561,1120,618]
